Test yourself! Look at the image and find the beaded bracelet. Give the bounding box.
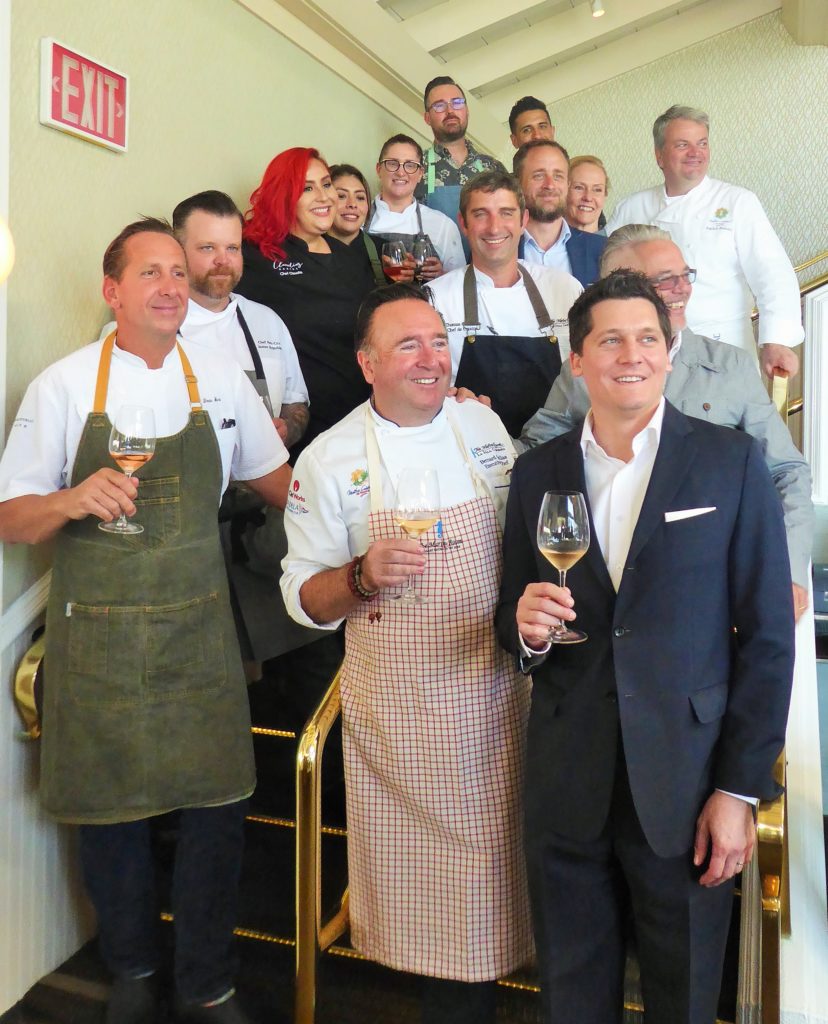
[347,555,379,601]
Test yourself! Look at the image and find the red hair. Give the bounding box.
[243,147,328,262]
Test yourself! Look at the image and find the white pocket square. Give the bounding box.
[664,507,716,522]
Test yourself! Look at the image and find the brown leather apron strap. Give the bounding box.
[95,334,203,412]
[462,265,558,343]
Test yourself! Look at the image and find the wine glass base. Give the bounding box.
[548,628,588,645]
[392,591,428,604]
[99,520,144,535]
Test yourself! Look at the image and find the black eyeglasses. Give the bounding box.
[648,269,697,290]
[427,97,467,114]
[379,159,422,174]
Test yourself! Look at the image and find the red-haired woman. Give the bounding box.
[238,148,376,454]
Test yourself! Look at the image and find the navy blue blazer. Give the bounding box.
[496,402,794,857]
[518,226,606,287]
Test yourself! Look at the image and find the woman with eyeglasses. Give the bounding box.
[366,134,466,282]
[238,147,376,455]
[328,163,385,287]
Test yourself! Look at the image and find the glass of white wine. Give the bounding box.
[536,490,590,644]
[412,237,430,284]
[393,466,441,604]
[99,404,156,535]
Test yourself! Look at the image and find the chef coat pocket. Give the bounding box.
[67,594,226,708]
[689,682,728,723]
[133,475,180,547]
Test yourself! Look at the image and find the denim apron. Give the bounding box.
[40,333,255,823]
[422,147,486,262]
[453,265,562,437]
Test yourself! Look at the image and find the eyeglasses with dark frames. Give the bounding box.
[379,159,423,174]
[427,97,467,114]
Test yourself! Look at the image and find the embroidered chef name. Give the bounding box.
[422,535,464,552]
[273,260,304,277]
[257,338,284,353]
[470,441,509,469]
[12,416,33,431]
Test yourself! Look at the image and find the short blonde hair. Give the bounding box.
[569,155,610,195]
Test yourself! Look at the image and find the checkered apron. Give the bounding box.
[340,408,533,981]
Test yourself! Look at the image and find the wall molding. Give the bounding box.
[0,571,50,654]
[803,284,828,504]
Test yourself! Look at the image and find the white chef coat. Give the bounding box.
[0,337,288,503]
[367,198,466,272]
[281,398,515,629]
[426,262,582,379]
[606,176,803,353]
[521,221,573,275]
[179,293,308,411]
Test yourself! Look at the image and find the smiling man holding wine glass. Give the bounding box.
[281,284,532,1023]
[0,219,292,1024]
[496,270,795,1024]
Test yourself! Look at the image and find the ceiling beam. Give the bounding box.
[483,0,781,119]
[233,0,507,153]
[443,0,702,91]
[404,0,559,53]
[781,0,828,44]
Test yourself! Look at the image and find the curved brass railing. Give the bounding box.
[756,754,788,1023]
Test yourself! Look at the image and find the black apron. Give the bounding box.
[220,308,325,662]
[453,265,562,438]
[368,199,437,280]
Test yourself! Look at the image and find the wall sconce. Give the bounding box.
[0,215,14,284]
[590,0,606,16]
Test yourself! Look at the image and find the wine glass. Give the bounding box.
[393,467,441,604]
[382,240,407,281]
[99,405,156,535]
[412,237,431,284]
[536,491,590,643]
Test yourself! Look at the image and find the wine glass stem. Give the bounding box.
[557,569,568,635]
[116,470,134,527]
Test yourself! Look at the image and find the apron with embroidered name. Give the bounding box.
[453,264,562,437]
[341,405,533,981]
[220,309,324,660]
[40,333,255,824]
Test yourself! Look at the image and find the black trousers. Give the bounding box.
[79,799,247,1005]
[526,759,733,1024]
[421,977,497,1024]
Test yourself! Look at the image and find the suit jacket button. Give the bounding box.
[613,626,627,637]
[605,692,618,703]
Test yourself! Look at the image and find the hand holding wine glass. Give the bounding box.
[382,240,407,281]
[393,467,441,604]
[99,405,156,535]
[412,237,430,284]
[536,491,590,643]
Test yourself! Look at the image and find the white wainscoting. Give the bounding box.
[0,572,94,1013]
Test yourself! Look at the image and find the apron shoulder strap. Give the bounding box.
[426,147,437,195]
[235,305,267,382]
[176,343,203,411]
[462,265,481,344]
[94,332,117,413]
[362,231,386,287]
[517,266,556,337]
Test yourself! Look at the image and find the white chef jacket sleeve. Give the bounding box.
[604,195,636,236]
[271,312,309,406]
[280,445,353,631]
[733,190,804,348]
[439,218,467,273]
[228,365,290,481]
[0,370,75,499]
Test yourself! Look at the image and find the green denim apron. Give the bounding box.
[40,333,255,824]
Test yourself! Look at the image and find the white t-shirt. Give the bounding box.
[0,337,289,503]
[367,198,466,272]
[426,262,582,379]
[179,294,308,410]
[280,398,515,629]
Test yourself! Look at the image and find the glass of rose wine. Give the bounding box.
[393,467,441,604]
[98,405,156,535]
[382,240,407,281]
[536,490,590,643]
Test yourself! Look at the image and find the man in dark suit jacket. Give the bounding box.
[514,139,606,286]
[496,270,795,1024]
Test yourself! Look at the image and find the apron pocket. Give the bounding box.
[133,475,181,547]
[146,592,226,699]
[67,594,226,708]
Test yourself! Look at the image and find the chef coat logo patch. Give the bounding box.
[470,441,509,470]
[715,208,728,219]
[707,208,732,231]
[347,468,370,498]
[287,479,309,515]
[273,259,304,277]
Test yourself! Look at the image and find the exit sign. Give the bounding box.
[39,39,129,153]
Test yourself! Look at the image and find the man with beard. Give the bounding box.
[514,140,606,287]
[172,191,322,670]
[415,75,506,258]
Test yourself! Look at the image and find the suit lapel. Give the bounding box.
[626,402,697,566]
[564,234,583,285]
[553,431,614,595]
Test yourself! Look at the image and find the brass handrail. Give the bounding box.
[793,249,828,276]
[295,669,348,1024]
[756,752,787,1023]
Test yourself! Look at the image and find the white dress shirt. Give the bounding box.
[520,220,573,275]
